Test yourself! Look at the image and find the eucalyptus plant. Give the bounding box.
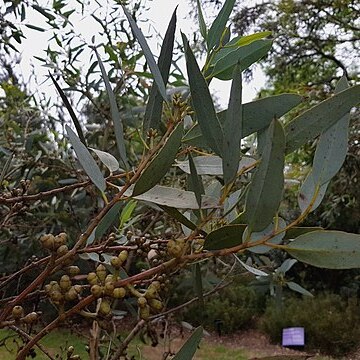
[1,0,359,359]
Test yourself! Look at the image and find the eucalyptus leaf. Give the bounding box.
[122,185,218,209]
[183,94,302,148]
[182,33,224,156]
[242,119,285,232]
[207,0,236,50]
[285,84,360,153]
[66,125,106,192]
[278,259,298,274]
[193,263,204,308]
[121,5,167,101]
[160,206,199,232]
[204,224,246,250]
[94,49,128,168]
[284,226,323,240]
[234,256,268,276]
[196,0,207,41]
[176,155,255,176]
[285,231,360,269]
[223,63,242,185]
[188,153,205,208]
[143,8,176,131]
[90,148,120,173]
[133,122,183,196]
[120,200,137,229]
[95,203,122,240]
[287,281,313,297]
[172,326,203,360]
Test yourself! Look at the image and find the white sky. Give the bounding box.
[14,0,266,109]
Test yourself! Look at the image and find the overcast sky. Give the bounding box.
[14,0,266,109]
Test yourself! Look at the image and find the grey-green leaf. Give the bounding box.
[204,224,246,250]
[121,5,167,101]
[223,63,242,185]
[243,119,285,232]
[183,94,302,148]
[132,122,183,196]
[94,49,128,168]
[160,206,199,232]
[66,125,106,192]
[188,153,205,208]
[173,326,203,360]
[90,148,120,173]
[143,8,176,132]
[285,84,360,153]
[123,185,217,209]
[193,263,204,308]
[196,0,207,41]
[182,33,224,156]
[95,202,122,239]
[287,281,313,297]
[285,231,360,269]
[176,155,255,176]
[207,0,236,50]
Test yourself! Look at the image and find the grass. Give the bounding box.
[0,328,333,360]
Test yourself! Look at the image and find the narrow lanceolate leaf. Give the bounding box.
[66,125,106,192]
[119,200,137,229]
[196,0,207,41]
[182,33,224,156]
[287,282,313,297]
[124,185,217,209]
[285,231,360,269]
[90,148,120,174]
[285,84,360,153]
[95,203,122,239]
[207,0,236,50]
[207,40,272,80]
[298,76,350,213]
[229,31,272,48]
[50,73,86,145]
[183,94,302,148]
[223,63,242,185]
[121,5,167,101]
[234,256,268,276]
[243,119,285,232]
[188,153,205,208]
[176,156,255,176]
[133,122,183,196]
[204,224,246,250]
[160,206,199,232]
[143,8,177,132]
[94,49,128,168]
[172,326,203,360]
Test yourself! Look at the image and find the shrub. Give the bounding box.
[261,293,360,356]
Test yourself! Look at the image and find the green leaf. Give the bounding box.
[196,0,207,41]
[298,76,350,213]
[183,94,302,148]
[243,217,286,254]
[176,155,255,176]
[25,24,45,32]
[90,148,120,174]
[50,73,86,145]
[208,40,272,80]
[188,153,205,208]
[242,119,285,232]
[143,8,177,132]
[193,263,204,308]
[66,125,106,192]
[95,203,122,240]
[94,49,128,168]
[121,5,167,101]
[285,231,360,269]
[207,0,236,50]
[204,224,246,250]
[160,206,199,232]
[284,226,323,240]
[32,5,56,21]
[285,84,360,153]
[182,33,224,156]
[119,200,137,230]
[286,281,313,297]
[173,326,203,360]
[124,185,217,209]
[132,122,183,196]
[223,63,242,185]
[229,31,272,48]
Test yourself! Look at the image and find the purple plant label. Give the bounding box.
[282,327,305,346]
